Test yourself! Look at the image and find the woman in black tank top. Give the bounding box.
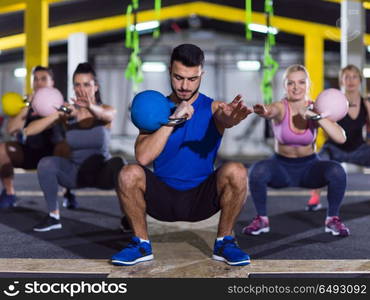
[24,63,125,232]
[307,64,370,211]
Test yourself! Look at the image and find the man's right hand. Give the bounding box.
[169,101,194,120]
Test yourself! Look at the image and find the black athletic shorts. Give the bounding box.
[140,166,220,222]
[7,141,53,170]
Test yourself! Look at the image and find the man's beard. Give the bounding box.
[171,83,200,102]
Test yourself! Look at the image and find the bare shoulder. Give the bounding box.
[362,97,370,108]
[271,100,284,108]
[269,100,285,121]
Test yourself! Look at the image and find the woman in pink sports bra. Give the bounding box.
[242,64,350,238]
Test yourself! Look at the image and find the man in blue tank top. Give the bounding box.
[111,44,253,267]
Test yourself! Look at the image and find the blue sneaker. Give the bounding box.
[212,236,250,266]
[111,236,153,266]
[0,189,16,209]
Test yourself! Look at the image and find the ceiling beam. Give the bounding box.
[0,1,348,51]
[0,0,72,14]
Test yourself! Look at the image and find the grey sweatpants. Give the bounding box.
[37,155,124,211]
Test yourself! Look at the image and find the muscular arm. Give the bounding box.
[317,118,346,144]
[135,100,194,165]
[23,111,62,137]
[302,108,346,144]
[135,126,174,166]
[363,98,370,123]
[6,107,29,135]
[213,95,253,134]
[87,103,116,123]
[253,101,284,121]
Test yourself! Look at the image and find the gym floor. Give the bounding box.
[0,169,369,278]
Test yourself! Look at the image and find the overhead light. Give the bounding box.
[248,23,278,35]
[237,60,261,71]
[130,21,159,32]
[142,62,166,72]
[363,68,370,78]
[14,68,27,78]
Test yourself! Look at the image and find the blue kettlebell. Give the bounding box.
[130,90,186,132]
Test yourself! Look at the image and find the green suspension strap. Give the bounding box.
[245,0,252,40]
[125,0,143,92]
[260,0,279,105]
[153,0,161,39]
[125,4,133,48]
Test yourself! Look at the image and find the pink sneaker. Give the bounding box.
[242,216,270,235]
[305,190,322,211]
[325,216,350,237]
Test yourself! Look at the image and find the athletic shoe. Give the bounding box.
[33,216,62,232]
[0,189,16,209]
[120,216,132,233]
[212,236,250,266]
[111,236,153,266]
[62,190,78,209]
[305,203,323,211]
[325,216,350,237]
[242,215,270,235]
[305,191,321,211]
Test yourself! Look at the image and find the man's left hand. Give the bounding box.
[215,95,253,128]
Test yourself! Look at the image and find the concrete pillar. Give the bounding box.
[67,32,87,101]
[341,0,365,70]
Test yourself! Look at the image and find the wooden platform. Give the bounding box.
[1,258,369,278]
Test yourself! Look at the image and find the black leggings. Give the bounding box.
[249,153,347,217]
[37,155,124,211]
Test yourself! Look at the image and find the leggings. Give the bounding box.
[248,153,347,216]
[320,142,370,166]
[37,155,124,211]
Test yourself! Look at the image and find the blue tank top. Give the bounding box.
[154,93,222,190]
[65,118,111,165]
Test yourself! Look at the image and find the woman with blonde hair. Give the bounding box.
[243,64,350,237]
[306,64,370,211]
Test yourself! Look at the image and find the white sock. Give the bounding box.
[49,212,60,220]
[139,238,150,244]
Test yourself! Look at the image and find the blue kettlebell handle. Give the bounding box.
[167,117,187,126]
[167,101,187,126]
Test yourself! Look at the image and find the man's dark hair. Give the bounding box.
[170,44,204,67]
[73,62,102,104]
[32,65,54,80]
